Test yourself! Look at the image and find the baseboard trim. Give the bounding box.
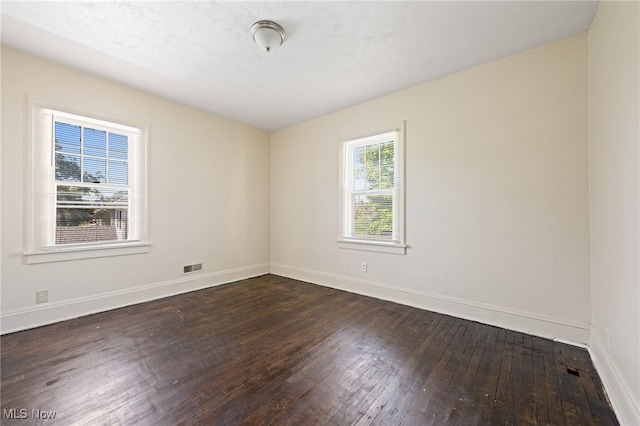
[0,263,270,335]
[270,263,590,343]
[589,326,640,426]
[553,338,589,349]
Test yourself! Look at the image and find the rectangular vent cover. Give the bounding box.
[566,367,580,377]
[183,263,203,274]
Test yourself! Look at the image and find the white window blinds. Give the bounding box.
[53,119,131,245]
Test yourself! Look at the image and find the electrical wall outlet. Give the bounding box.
[361,262,367,272]
[36,290,48,304]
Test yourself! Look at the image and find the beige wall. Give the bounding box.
[588,2,640,424]
[1,47,271,332]
[271,34,591,343]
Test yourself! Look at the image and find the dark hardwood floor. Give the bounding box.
[1,275,617,425]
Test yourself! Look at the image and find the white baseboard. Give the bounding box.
[589,326,640,426]
[270,263,590,344]
[0,263,270,335]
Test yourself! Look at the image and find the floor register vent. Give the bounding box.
[566,367,580,377]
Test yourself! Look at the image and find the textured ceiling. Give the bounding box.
[1,1,598,131]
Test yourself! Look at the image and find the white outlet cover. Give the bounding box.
[36,290,48,303]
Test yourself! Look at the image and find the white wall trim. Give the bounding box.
[589,326,640,426]
[0,263,270,335]
[270,263,590,343]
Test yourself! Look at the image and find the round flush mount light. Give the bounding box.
[250,20,286,53]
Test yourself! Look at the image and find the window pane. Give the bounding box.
[55,207,128,244]
[84,157,106,183]
[55,122,81,154]
[381,166,394,189]
[354,147,364,168]
[381,141,394,167]
[366,144,380,167]
[56,185,89,205]
[55,153,81,181]
[109,133,128,160]
[352,194,393,239]
[380,142,395,189]
[353,166,366,191]
[351,142,396,191]
[57,185,128,208]
[83,127,107,157]
[108,160,128,185]
[367,170,379,190]
[365,145,380,189]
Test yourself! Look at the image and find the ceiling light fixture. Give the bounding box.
[250,20,286,53]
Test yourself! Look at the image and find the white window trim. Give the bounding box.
[24,95,150,264]
[338,122,407,255]
[24,242,152,265]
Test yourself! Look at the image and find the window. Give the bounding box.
[54,120,130,245]
[339,124,406,254]
[25,96,149,263]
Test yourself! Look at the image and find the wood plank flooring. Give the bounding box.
[1,275,617,425]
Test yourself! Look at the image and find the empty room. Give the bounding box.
[1,1,638,425]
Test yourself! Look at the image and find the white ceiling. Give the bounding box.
[1,1,598,131]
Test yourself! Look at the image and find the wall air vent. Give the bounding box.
[183,263,203,274]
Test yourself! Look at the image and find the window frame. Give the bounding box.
[24,95,150,264]
[338,123,406,255]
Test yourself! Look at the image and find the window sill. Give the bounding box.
[337,239,407,255]
[24,242,151,264]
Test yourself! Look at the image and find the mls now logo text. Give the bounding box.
[3,408,57,420]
